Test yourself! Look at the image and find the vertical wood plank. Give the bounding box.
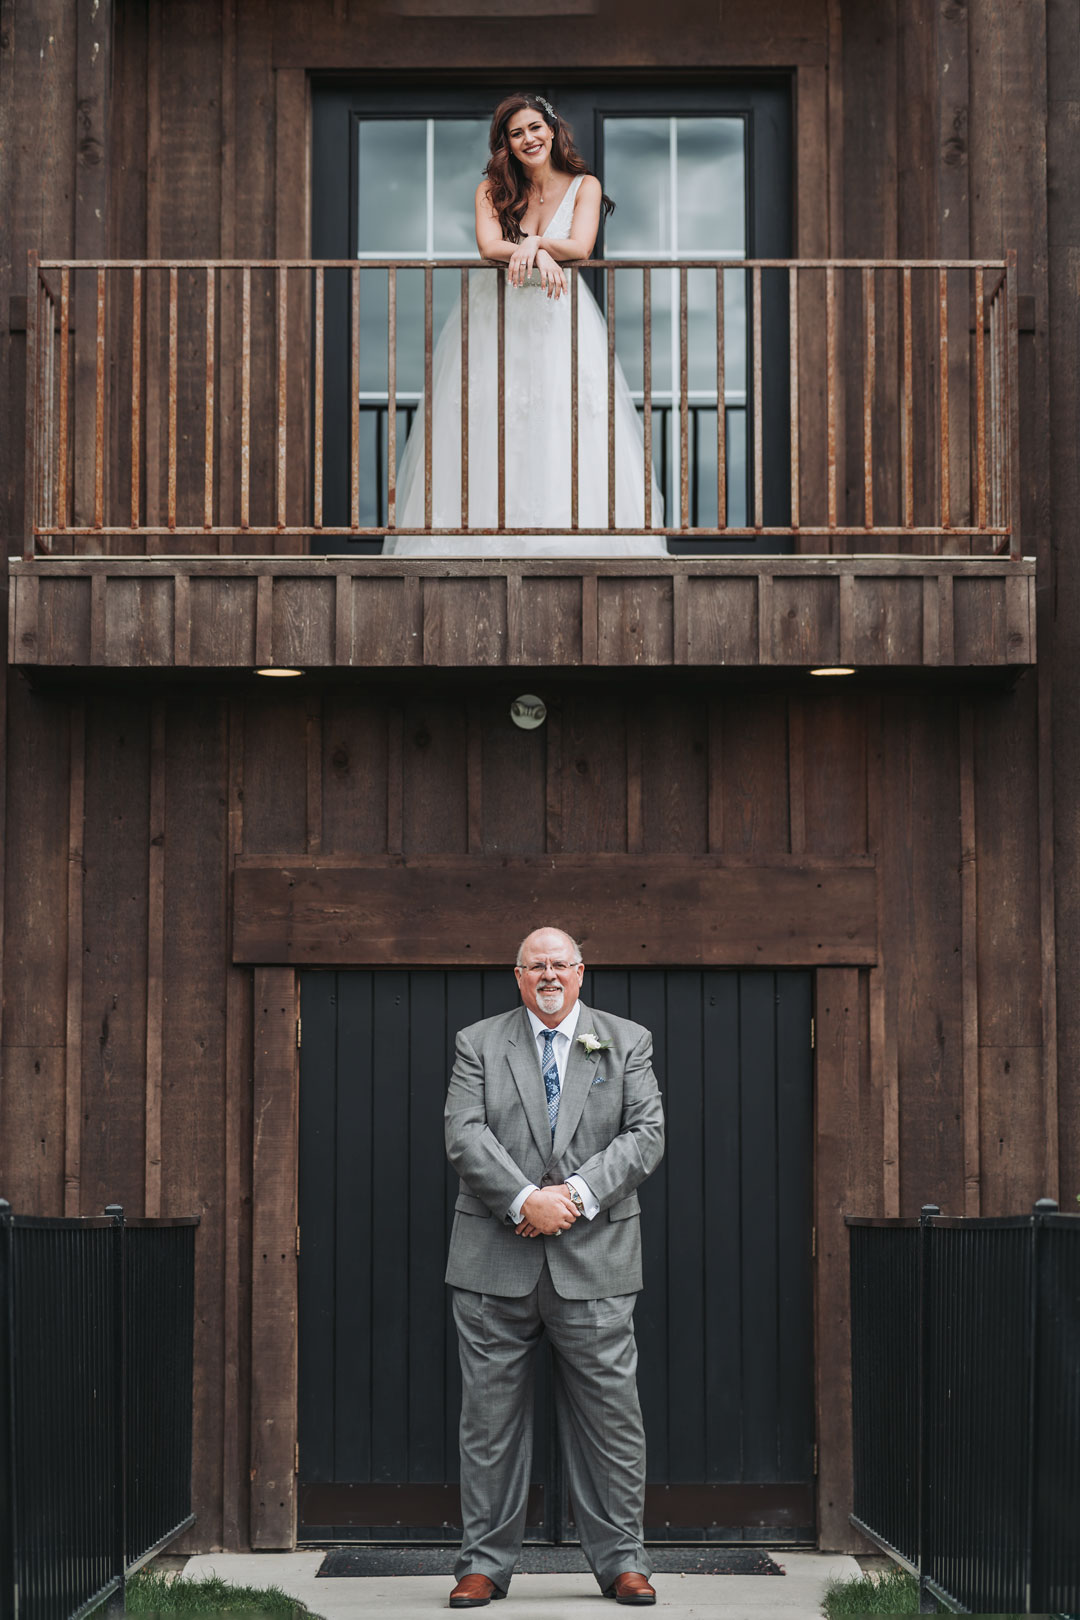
[788,698,806,856]
[73,0,112,538]
[255,574,273,666]
[217,0,237,547]
[757,573,774,664]
[89,572,106,666]
[506,572,523,665]
[866,695,899,1217]
[250,965,299,1548]
[173,571,191,667]
[222,697,246,1548]
[306,699,322,856]
[922,574,941,665]
[838,571,855,665]
[706,699,723,854]
[581,574,598,666]
[814,966,875,1552]
[145,702,166,1217]
[467,708,483,855]
[958,700,980,1214]
[386,706,403,858]
[545,703,563,855]
[64,702,86,1216]
[672,572,689,664]
[626,710,643,855]
[938,572,955,663]
[334,573,353,666]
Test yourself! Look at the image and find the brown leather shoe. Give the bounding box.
[449,1573,505,1608]
[605,1571,656,1605]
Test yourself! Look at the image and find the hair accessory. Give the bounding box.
[534,95,558,123]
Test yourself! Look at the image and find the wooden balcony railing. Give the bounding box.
[21,252,1022,561]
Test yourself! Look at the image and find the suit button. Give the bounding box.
[541,1173,555,1187]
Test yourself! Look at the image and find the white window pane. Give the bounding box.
[687,268,719,395]
[394,268,427,393]
[604,119,670,254]
[613,269,645,393]
[357,270,388,394]
[646,269,673,395]
[722,268,747,398]
[357,121,427,254]
[726,409,748,526]
[433,120,490,254]
[676,118,745,254]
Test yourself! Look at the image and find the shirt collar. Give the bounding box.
[526,999,582,1045]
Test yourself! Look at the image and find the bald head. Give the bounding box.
[514,926,585,1027]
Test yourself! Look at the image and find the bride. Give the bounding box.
[384,93,667,556]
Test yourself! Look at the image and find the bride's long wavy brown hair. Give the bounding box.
[484,93,614,244]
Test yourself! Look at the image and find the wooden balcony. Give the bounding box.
[12,253,1033,677]
[9,555,1033,675]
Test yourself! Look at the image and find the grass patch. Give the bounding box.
[821,1567,939,1615]
[93,1569,323,1619]
[820,1566,1034,1618]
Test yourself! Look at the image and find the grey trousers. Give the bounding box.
[451,1259,651,1593]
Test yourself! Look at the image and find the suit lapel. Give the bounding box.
[551,1001,596,1161]
[506,1005,553,1161]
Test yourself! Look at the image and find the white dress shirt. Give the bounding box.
[507,1000,600,1224]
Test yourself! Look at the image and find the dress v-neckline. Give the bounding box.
[527,175,579,238]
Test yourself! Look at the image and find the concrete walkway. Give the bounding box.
[180,1550,862,1618]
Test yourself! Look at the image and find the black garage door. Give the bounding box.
[297,969,814,1543]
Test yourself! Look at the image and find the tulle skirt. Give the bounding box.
[384,268,667,557]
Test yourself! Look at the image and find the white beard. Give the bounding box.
[536,986,565,1016]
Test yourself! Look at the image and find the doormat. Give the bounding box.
[316,1547,785,1577]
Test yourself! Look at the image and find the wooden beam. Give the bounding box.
[250,964,299,1548]
[8,558,1037,674]
[231,856,878,968]
[814,966,874,1553]
[144,701,166,1216]
[221,698,246,1549]
[73,0,112,535]
[63,702,86,1216]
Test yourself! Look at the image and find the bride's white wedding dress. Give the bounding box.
[384,174,667,556]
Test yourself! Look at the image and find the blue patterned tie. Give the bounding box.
[541,1030,560,1138]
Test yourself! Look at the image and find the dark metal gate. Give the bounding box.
[298,969,814,1543]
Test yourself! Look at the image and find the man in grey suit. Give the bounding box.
[444,926,665,1609]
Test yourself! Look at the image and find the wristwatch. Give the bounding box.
[566,1183,586,1217]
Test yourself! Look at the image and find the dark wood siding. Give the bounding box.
[0,0,1072,1562]
[0,672,1049,1549]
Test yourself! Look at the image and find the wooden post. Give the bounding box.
[250,967,300,1548]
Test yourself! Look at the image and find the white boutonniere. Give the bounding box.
[577,1031,613,1057]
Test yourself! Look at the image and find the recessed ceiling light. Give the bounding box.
[254,667,304,678]
[809,666,857,677]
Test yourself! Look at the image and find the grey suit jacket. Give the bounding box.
[444,1001,665,1299]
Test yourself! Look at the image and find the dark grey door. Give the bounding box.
[297,969,814,1543]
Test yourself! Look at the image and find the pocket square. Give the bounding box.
[591,1073,607,1086]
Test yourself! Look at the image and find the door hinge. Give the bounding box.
[813,1443,819,1477]
[810,1016,815,1050]
[294,1441,299,1474]
[296,1016,302,1050]
[295,1224,300,1257]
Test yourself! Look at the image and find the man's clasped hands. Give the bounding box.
[515,1184,580,1238]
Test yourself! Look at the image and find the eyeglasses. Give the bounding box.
[519,959,581,975]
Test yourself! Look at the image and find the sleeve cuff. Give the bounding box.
[566,1174,600,1221]
[508,1184,539,1224]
